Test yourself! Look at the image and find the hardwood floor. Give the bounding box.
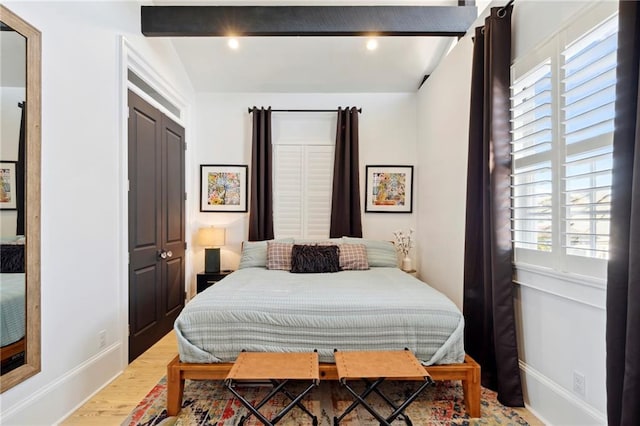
[63,331,543,425]
[62,332,177,425]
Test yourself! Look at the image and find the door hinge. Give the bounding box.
[128,324,130,336]
[184,241,187,250]
[127,252,130,265]
[184,192,187,201]
[184,142,187,151]
[127,180,130,192]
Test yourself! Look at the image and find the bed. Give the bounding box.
[1,242,26,370]
[168,239,481,417]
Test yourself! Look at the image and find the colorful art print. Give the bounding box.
[0,162,17,210]
[200,165,248,212]
[365,165,413,213]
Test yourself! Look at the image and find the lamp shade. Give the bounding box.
[197,227,226,247]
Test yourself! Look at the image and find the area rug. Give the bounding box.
[123,378,529,426]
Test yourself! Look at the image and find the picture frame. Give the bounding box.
[365,165,414,213]
[0,162,18,210]
[200,164,248,212]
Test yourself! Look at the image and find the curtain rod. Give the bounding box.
[247,107,362,113]
[18,101,25,108]
[497,0,514,17]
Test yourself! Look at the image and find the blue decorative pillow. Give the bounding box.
[290,244,340,273]
[342,237,398,267]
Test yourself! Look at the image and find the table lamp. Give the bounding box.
[197,226,226,273]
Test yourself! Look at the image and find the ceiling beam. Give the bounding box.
[141,6,477,37]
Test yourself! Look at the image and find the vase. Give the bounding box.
[401,256,412,272]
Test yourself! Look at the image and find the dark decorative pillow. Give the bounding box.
[0,244,25,273]
[290,244,340,273]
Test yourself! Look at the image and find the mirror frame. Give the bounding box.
[0,5,41,393]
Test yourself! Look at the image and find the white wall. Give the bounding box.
[190,92,418,295]
[416,1,609,424]
[0,2,194,425]
[415,37,473,309]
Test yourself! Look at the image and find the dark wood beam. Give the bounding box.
[141,6,477,37]
[418,74,430,90]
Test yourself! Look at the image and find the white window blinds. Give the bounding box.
[561,16,617,259]
[273,145,334,239]
[511,61,553,252]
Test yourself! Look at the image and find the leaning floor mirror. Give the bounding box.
[0,5,41,393]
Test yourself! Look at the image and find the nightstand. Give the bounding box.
[197,270,233,293]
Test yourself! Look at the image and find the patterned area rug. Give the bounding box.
[124,378,529,426]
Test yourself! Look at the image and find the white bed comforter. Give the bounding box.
[175,267,464,365]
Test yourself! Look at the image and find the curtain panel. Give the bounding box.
[16,102,25,236]
[330,107,362,238]
[606,2,640,424]
[462,6,524,407]
[248,107,274,241]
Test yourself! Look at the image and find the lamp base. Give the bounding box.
[204,248,221,273]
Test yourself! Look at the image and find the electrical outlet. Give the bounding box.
[573,371,586,397]
[99,330,107,349]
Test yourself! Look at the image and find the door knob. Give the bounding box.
[166,250,173,258]
[158,250,167,260]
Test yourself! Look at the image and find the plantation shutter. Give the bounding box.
[273,145,334,239]
[510,60,554,253]
[561,15,616,259]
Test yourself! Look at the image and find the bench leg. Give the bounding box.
[167,356,184,416]
[462,357,481,418]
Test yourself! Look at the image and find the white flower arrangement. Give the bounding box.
[393,228,415,258]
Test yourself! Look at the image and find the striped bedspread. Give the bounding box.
[0,273,26,347]
[175,267,464,365]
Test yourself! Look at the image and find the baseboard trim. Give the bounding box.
[524,401,551,425]
[1,342,123,425]
[520,360,606,425]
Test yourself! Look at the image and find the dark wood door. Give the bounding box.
[128,90,185,362]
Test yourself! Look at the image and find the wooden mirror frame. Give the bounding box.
[0,5,41,393]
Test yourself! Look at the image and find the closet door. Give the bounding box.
[128,90,185,362]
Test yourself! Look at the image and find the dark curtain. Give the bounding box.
[248,107,274,241]
[330,107,362,238]
[606,2,640,424]
[462,6,524,407]
[16,102,25,236]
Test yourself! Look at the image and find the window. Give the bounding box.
[273,144,334,239]
[511,10,617,278]
[561,17,616,260]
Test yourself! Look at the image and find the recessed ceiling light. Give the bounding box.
[228,38,239,50]
[366,39,378,51]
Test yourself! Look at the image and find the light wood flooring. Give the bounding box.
[62,332,178,425]
[63,331,543,425]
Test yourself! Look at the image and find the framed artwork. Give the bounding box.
[0,162,17,210]
[200,164,248,212]
[365,165,414,213]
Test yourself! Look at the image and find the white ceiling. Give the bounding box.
[156,0,472,93]
[171,35,455,92]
